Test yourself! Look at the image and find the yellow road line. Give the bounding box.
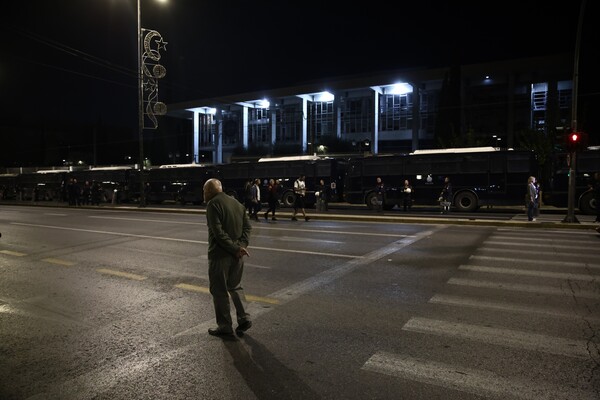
[0,250,26,257]
[174,283,279,305]
[42,258,76,267]
[97,268,147,281]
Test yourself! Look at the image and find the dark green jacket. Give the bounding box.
[206,192,252,258]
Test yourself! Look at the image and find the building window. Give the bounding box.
[309,101,334,142]
[380,94,412,132]
[341,97,373,135]
[248,108,270,145]
[276,104,302,143]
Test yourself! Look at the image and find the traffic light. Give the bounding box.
[565,131,586,152]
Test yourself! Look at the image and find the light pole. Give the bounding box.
[136,0,168,207]
[137,0,145,207]
[563,0,586,223]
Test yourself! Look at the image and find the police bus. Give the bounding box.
[343,147,538,212]
[214,155,348,208]
[542,148,600,214]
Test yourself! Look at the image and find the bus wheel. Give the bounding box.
[365,192,378,210]
[454,191,478,212]
[281,191,296,208]
[578,191,595,215]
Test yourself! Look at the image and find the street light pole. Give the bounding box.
[137,0,146,207]
[563,0,586,223]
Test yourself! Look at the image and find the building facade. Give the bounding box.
[167,53,573,164]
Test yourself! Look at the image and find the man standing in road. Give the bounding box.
[203,178,253,338]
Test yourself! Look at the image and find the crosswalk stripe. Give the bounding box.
[448,277,600,299]
[458,265,596,281]
[402,317,589,359]
[484,240,592,251]
[429,293,599,321]
[362,352,597,400]
[476,247,591,258]
[469,255,600,270]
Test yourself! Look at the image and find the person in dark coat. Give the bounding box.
[203,178,253,338]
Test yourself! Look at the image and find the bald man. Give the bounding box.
[203,178,252,338]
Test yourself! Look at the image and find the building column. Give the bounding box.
[270,108,277,148]
[213,108,223,164]
[242,106,249,150]
[411,82,421,151]
[193,111,199,163]
[372,88,380,155]
[302,98,308,153]
[334,91,342,139]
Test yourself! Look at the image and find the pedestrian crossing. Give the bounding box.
[362,228,600,399]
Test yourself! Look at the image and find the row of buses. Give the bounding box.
[1,147,598,214]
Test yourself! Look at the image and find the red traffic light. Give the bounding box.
[569,132,580,142]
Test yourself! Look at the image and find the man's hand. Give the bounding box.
[238,247,250,258]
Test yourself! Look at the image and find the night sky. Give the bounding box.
[1,0,597,165]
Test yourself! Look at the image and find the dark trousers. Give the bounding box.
[208,255,250,330]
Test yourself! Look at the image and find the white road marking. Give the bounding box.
[88,215,412,237]
[469,255,600,270]
[402,317,589,359]
[448,277,600,299]
[10,222,361,259]
[362,352,597,400]
[429,293,600,321]
[458,265,596,281]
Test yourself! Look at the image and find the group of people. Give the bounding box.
[244,178,280,222]
[243,175,334,222]
[374,176,450,213]
[64,178,102,206]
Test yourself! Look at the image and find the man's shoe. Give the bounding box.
[291,217,298,221]
[236,320,252,336]
[208,328,235,338]
[305,217,310,221]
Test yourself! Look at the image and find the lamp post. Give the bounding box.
[563,0,586,223]
[136,0,168,207]
[137,0,145,207]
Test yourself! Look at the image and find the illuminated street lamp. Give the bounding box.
[137,0,168,207]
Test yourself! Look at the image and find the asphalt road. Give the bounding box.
[0,205,599,399]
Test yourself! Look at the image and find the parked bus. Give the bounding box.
[70,166,135,203]
[136,163,215,205]
[542,148,600,214]
[214,155,348,208]
[16,169,69,201]
[343,147,538,212]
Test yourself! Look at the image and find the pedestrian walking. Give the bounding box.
[203,178,252,338]
[249,179,261,221]
[264,178,280,221]
[526,175,538,221]
[292,174,310,221]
